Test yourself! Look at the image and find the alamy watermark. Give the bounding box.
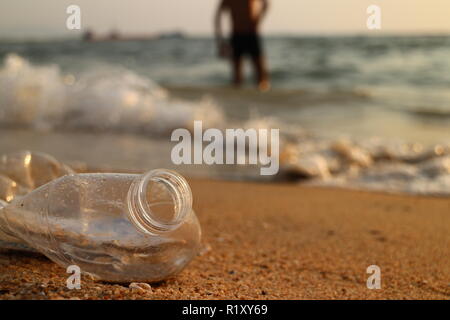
[367,5,382,30]
[66,265,81,290]
[366,265,381,289]
[66,5,81,30]
[171,121,280,176]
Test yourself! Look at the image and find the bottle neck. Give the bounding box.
[127,169,193,235]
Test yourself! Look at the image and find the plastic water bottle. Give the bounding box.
[0,155,201,282]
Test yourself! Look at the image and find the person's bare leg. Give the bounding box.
[231,56,244,88]
[251,55,270,91]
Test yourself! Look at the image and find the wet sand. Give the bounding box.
[0,178,449,299]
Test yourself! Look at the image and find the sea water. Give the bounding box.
[0,35,449,195]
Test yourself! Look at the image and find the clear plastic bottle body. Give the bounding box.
[0,171,201,283]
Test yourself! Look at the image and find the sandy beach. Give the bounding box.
[1,177,449,300]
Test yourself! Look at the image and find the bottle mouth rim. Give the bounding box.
[127,169,193,235]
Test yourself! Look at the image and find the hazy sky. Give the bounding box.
[1,0,450,38]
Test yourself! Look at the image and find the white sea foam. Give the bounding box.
[0,54,225,134]
[281,137,450,196]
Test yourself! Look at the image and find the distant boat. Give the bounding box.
[82,30,186,42]
[156,31,185,40]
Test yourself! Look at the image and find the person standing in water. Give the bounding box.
[215,0,270,91]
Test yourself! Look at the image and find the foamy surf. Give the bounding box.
[280,137,450,196]
[0,54,225,134]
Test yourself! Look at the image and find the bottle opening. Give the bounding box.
[127,169,192,235]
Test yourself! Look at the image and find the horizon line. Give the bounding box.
[1,29,450,41]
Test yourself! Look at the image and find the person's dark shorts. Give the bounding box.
[230,33,263,59]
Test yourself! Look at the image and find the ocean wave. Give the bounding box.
[280,136,450,196]
[0,54,225,134]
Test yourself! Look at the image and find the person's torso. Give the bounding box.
[226,0,260,34]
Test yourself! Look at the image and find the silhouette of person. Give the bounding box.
[215,0,270,91]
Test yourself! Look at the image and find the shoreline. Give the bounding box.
[1,177,449,299]
[2,127,450,197]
